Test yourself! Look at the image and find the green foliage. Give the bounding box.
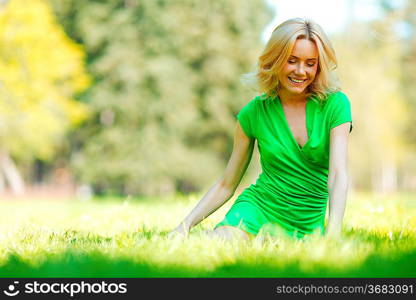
[0,0,90,162]
[400,0,416,149]
[0,192,414,277]
[48,0,272,196]
[333,15,412,191]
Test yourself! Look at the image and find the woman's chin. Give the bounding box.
[282,86,307,95]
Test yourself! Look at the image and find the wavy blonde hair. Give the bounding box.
[253,18,340,102]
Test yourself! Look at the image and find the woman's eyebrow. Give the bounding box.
[289,55,317,60]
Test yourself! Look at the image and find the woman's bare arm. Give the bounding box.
[169,121,255,235]
[326,122,351,237]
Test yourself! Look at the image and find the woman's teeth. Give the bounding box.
[289,77,306,83]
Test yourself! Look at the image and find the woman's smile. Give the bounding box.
[288,76,307,85]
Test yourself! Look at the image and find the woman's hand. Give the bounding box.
[324,225,342,240]
[167,223,190,238]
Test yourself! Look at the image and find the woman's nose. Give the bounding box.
[294,63,306,75]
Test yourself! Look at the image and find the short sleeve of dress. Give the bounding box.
[237,97,258,139]
[329,92,353,133]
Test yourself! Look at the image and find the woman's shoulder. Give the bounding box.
[248,93,272,103]
[241,93,273,110]
[324,90,350,104]
[317,90,350,110]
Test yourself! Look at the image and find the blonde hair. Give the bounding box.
[253,18,340,102]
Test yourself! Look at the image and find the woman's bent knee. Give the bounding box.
[213,225,254,241]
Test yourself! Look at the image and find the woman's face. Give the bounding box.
[278,38,319,96]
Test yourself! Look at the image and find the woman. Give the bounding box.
[169,18,353,241]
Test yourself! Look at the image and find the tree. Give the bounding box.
[399,0,416,191]
[334,10,411,193]
[0,0,90,194]
[49,0,272,196]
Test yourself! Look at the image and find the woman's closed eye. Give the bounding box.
[287,59,315,67]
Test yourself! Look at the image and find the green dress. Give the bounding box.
[214,91,353,239]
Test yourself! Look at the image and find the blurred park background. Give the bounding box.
[0,0,415,200]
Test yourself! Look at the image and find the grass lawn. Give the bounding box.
[0,191,415,277]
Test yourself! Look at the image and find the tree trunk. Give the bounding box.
[0,172,5,193]
[371,163,381,194]
[0,149,25,196]
[372,159,398,194]
[381,160,397,194]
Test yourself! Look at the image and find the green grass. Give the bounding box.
[0,191,415,277]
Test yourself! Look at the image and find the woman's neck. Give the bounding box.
[277,89,307,107]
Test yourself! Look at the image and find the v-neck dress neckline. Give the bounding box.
[275,96,311,151]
